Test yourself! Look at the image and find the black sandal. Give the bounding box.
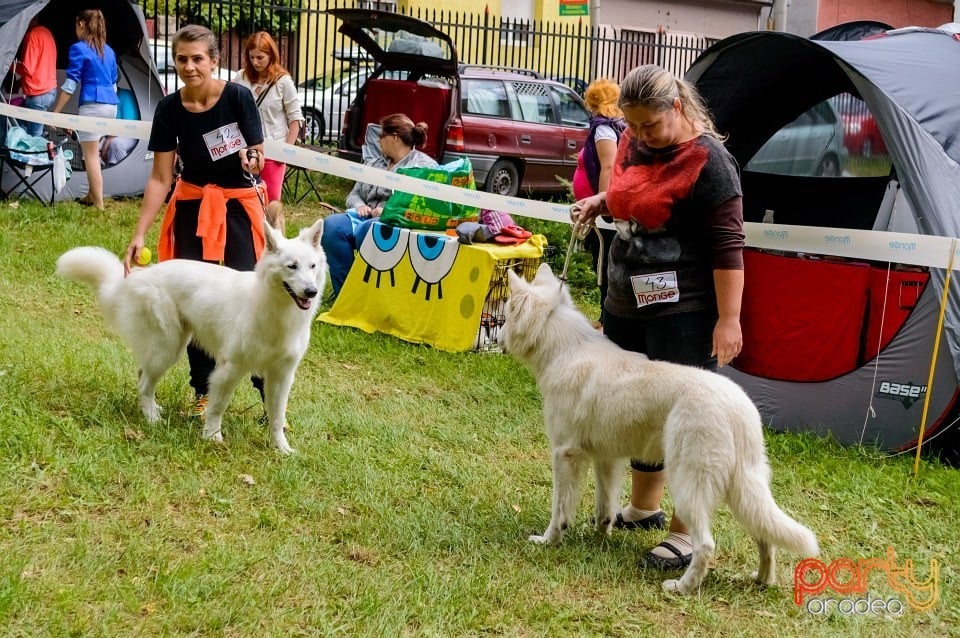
[640,540,692,570]
[613,510,666,531]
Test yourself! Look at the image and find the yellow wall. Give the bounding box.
[400,0,588,25]
[296,0,376,83]
[420,0,591,78]
[295,0,591,84]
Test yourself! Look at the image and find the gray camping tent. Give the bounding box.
[0,0,163,201]
[686,24,960,453]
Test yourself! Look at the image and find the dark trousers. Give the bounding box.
[603,309,718,471]
[172,198,264,399]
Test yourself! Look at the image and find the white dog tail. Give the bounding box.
[56,247,125,302]
[728,468,820,557]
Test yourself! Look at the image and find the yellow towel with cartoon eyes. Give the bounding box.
[319,223,546,352]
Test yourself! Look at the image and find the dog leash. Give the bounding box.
[559,203,593,290]
[242,148,269,220]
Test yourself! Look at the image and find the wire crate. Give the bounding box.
[473,245,558,353]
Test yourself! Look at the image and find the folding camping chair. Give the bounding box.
[1,62,71,207]
[282,144,341,204]
[282,125,380,204]
[283,151,329,204]
[0,126,70,206]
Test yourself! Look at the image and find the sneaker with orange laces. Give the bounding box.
[258,411,290,431]
[187,394,208,418]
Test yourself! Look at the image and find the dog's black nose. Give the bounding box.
[304,286,318,298]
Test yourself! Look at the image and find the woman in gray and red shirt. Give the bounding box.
[572,64,744,571]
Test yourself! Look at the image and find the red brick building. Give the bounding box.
[596,1,957,38]
[790,0,956,35]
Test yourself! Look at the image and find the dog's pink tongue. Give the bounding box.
[297,297,312,310]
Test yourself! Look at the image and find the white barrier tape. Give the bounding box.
[265,141,960,271]
[4,103,957,269]
[0,103,151,139]
[268,142,960,271]
[745,222,956,269]
[265,138,574,224]
[0,103,574,222]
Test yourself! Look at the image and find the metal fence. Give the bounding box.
[134,0,716,145]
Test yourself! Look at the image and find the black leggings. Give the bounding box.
[603,310,718,472]
[172,198,264,399]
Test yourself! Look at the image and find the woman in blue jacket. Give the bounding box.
[52,9,119,210]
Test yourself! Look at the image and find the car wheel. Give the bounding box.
[862,138,873,158]
[816,154,840,177]
[485,160,519,197]
[303,108,324,145]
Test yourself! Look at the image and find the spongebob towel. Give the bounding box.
[319,222,546,352]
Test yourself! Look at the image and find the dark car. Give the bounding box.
[550,75,588,96]
[331,9,590,196]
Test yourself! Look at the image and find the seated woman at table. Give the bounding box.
[321,112,438,299]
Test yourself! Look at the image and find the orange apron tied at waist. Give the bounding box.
[157,180,266,262]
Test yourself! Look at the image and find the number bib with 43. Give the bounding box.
[630,270,679,309]
[202,122,247,161]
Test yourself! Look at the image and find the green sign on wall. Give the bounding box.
[559,0,588,17]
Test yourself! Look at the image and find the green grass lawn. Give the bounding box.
[0,192,957,637]
[845,154,894,178]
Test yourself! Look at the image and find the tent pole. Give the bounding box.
[771,0,788,32]
[914,237,957,480]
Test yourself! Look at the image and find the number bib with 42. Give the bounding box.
[202,122,247,161]
[630,270,679,309]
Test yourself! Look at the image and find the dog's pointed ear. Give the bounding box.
[532,262,557,286]
[298,218,325,250]
[506,268,527,294]
[263,219,282,252]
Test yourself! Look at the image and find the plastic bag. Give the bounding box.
[52,149,67,193]
[379,157,480,231]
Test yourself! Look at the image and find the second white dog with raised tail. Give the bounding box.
[56,220,327,454]
[501,263,818,594]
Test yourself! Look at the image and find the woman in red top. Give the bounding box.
[572,64,745,571]
[14,17,57,138]
[571,78,625,324]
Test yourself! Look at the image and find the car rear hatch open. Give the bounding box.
[326,8,460,161]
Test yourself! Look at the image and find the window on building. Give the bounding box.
[500,0,534,46]
[358,0,397,12]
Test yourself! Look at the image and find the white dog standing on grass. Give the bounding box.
[56,220,326,454]
[501,263,818,594]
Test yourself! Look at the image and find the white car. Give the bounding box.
[297,67,409,145]
[296,67,372,145]
[149,40,235,94]
[746,100,848,177]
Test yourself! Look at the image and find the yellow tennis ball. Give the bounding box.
[137,247,152,265]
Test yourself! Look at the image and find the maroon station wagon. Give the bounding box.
[331,9,591,197]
